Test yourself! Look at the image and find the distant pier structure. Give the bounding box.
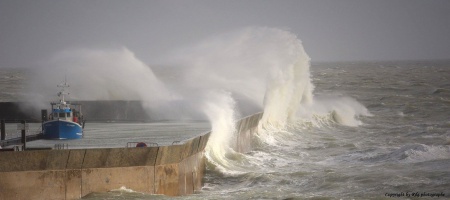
[0,101,151,122]
[0,120,43,150]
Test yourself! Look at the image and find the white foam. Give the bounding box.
[203,90,243,175]
[110,186,137,193]
[195,27,372,173]
[404,144,450,163]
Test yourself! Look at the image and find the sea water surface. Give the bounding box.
[86,61,450,199]
[191,61,449,200]
[1,61,450,199]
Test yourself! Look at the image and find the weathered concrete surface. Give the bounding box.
[155,163,180,196]
[81,166,154,196]
[233,112,263,153]
[82,147,159,168]
[65,149,85,200]
[182,152,203,194]
[0,170,66,200]
[198,132,210,154]
[155,145,184,165]
[0,133,209,200]
[0,150,70,172]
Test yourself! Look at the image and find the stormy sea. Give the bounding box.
[1,28,449,199]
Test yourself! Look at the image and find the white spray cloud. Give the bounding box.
[160,27,318,172]
[164,27,373,172]
[202,90,239,173]
[33,47,170,100]
[169,27,310,110]
[27,47,176,118]
[261,39,313,128]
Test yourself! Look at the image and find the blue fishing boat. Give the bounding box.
[42,80,85,139]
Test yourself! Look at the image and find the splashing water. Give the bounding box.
[160,27,370,180]
[170,27,372,174]
[27,47,182,120]
[32,48,171,101]
[23,27,381,198]
[202,90,240,174]
[260,33,313,129]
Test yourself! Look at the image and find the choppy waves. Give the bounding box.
[359,144,450,163]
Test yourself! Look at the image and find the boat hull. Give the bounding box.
[42,120,83,139]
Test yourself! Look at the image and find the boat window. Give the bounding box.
[59,113,66,118]
[67,112,71,117]
[53,113,58,118]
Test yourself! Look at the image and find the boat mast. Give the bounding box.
[57,75,70,104]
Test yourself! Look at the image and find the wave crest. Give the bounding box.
[361,144,450,163]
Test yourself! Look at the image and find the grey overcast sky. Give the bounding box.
[1,0,450,68]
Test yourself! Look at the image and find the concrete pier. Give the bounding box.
[233,112,263,153]
[0,121,43,148]
[0,132,210,199]
[0,112,263,199]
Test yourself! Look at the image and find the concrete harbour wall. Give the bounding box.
[232,112,263,153]
[0,132,210,200]
[0,112,262,199]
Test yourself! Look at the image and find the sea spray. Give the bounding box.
[167,27,317,172]
[28,47,175,119]
[167,27,313,112]
[170,27,371,171]
[261,42,313,128]
[202,90,241,174]
[293,96,373,128]
[253,31,372,130]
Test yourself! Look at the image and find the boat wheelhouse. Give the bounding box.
[42,80,84,139]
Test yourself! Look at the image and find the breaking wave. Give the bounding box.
[30,27,372,176]
[180,27,373,174]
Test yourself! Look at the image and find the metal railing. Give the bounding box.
[13,145,23,151]
[126,142,158,148]
[54,143,69,150]
[172,141,181,145]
